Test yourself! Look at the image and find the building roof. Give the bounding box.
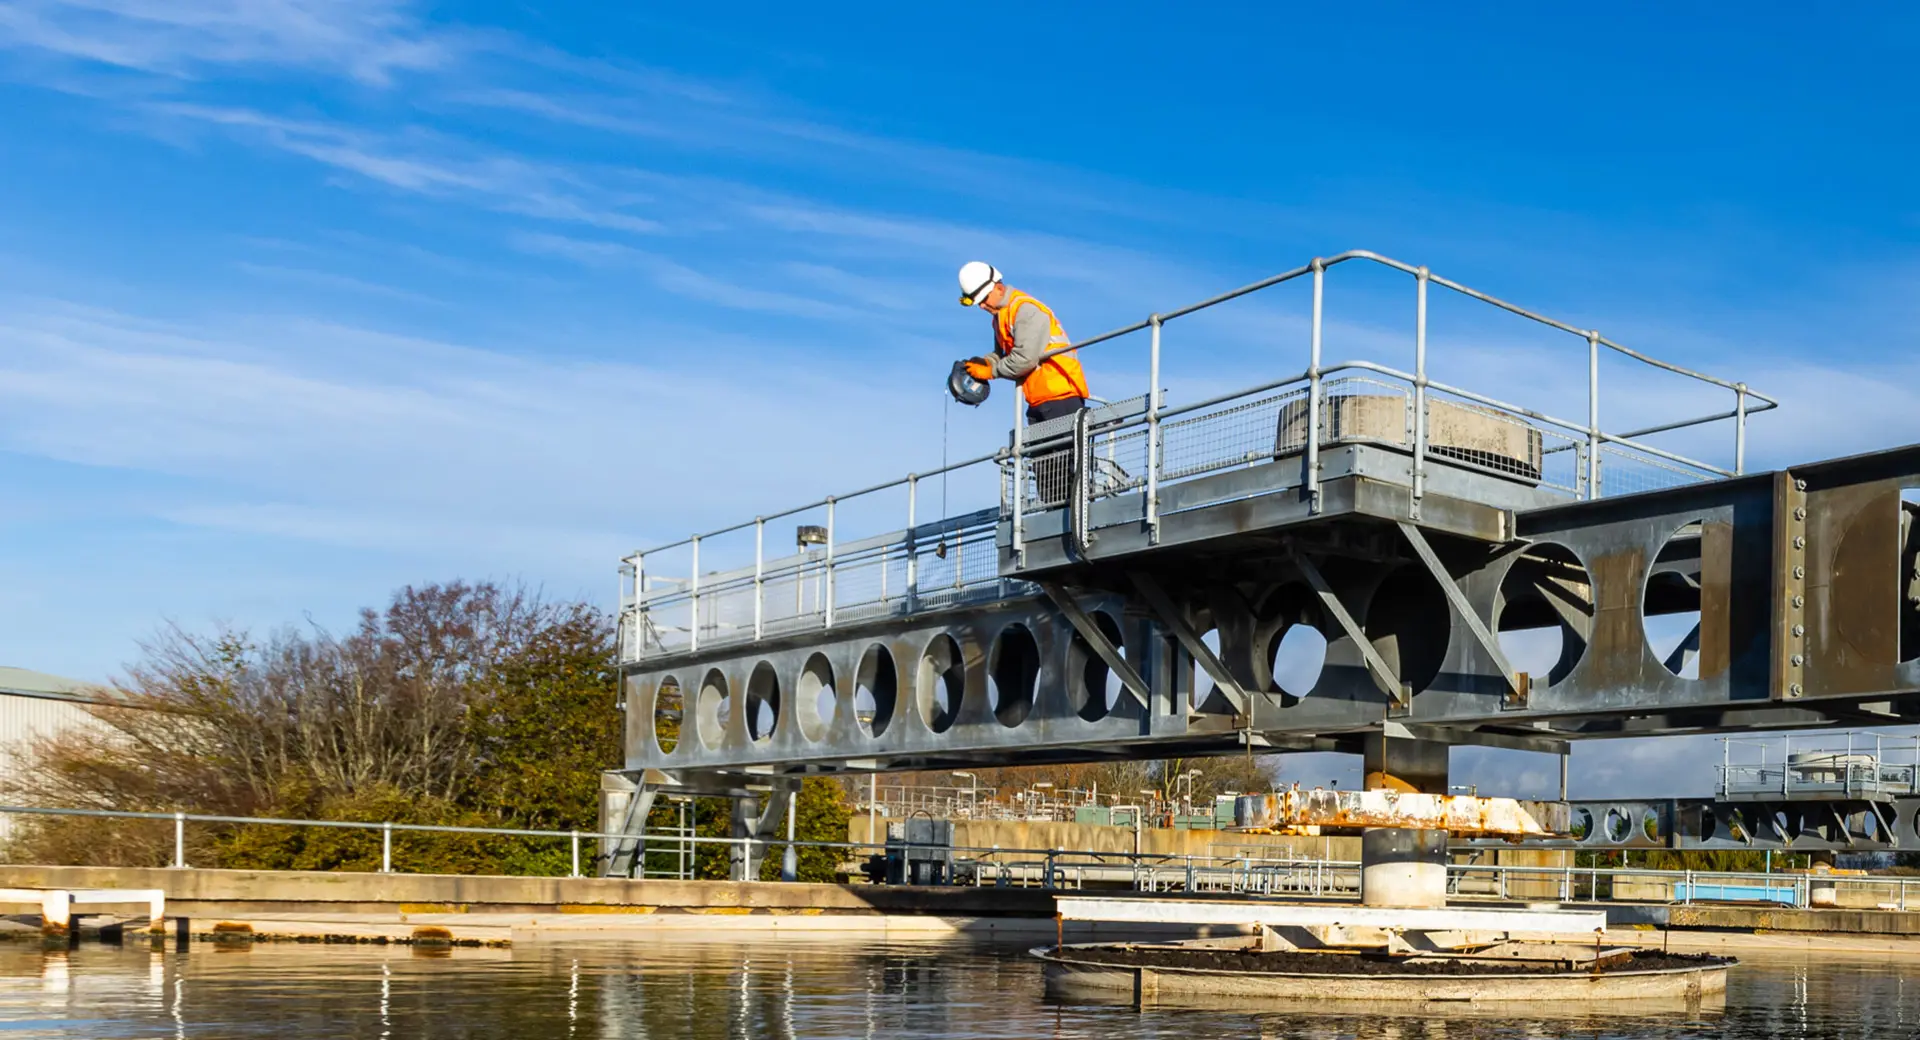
[0,667,120,705]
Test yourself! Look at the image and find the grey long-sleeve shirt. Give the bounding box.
[990,299,1055,381]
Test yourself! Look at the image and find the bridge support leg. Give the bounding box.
[600,773,658,878]
[1360,734,1451,908]
[729,794,757,881]
[730,780,799,881]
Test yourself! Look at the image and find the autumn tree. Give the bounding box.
[2,582,622,874]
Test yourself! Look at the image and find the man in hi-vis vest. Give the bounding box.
[958,261,1092,425]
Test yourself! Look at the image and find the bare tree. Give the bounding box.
[2,581,616,868]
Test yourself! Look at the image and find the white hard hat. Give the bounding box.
[957,261,1002,306]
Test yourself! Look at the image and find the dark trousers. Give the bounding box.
[1025,397,1087,507]
[1026,397,1087,425]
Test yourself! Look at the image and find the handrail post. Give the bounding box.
[781,787,798,883]
[1784,734,1791,797]
[571,830,581,878]
[633,552,647,659]
[824,497,837,628]
[753,518,765,641]
[1734,383,1748,475]
[905,474,919,612]
[1585,331,1601,499]
[688,536,701,652]
[173,811,185,869]
[1011,403,1027,567]
[1305,259,1325,513]
[1145,314,1164,541]
[1412,267,1430,520]
[381,822,393,874]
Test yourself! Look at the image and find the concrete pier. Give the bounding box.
[1358,828,1449,908]
[1359,734,1452,908]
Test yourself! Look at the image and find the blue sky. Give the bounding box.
[1,2,1916,796]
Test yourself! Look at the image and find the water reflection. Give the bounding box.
[0,939,1914,1038]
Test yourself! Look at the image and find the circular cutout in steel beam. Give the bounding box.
[1604,806,1632,844]
[1267,624,1328,698]
[988,623,1040,728]
[1364,566,1450,697]
[797,653,835,743]
[695,668,731,749]
[1693,805,1716,844]
[653,676,683,754]
[854,644,898,738]
[745,661,780,744]
[1069,611,1127,722]
[1644,520,1704,679]
[1725,807,1749,844]
[1496,543,1593,687]
[918,634,965,734]
[1570,807,1594,842]
[1192,627,1223,712]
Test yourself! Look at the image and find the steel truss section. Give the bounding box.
[1461,795,1918,853]
[615,445,1920,779]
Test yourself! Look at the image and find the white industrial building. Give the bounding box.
[0,667,115,841]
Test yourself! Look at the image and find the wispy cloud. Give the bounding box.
[0,0,452,86]
[511,232,871,323]
[235,261,444,306]
[0,295,948,556]
[153,103,665,234]
[444,83,1182,225]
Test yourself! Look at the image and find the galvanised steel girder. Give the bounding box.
[622,586,1346,777]
[619,443,1920,780]
[1470,796,1917,852]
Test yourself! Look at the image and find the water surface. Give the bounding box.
[0,939,1914,1038]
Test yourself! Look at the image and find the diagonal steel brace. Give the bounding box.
[606,778,660,878]
[1039,581,1151,711]
[1287,547,1408,709]
[1127,573,1249,715]
[1396,521,1523,701]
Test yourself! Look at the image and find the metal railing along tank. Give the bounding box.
[619,250,1777,664]
[7,805,1913,909]
[1718,732,1920,801]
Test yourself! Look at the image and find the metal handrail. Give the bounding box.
[629,248,1770,561]
[9,803,1914,910]
[618,249,1775,662]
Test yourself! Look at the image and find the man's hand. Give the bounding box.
[964,357,995,381]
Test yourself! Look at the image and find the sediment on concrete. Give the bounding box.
[1037,946,1731,1003]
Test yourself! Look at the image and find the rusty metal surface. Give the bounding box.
[1234,789,1568,838]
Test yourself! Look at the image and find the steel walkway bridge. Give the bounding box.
[602,249,1920,875]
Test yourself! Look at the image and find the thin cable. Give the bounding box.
[936,393,951,559]
[941,394,950,522]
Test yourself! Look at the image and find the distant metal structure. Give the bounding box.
[1512,732,1920,855]
[1718,732,1920,802]
[0,668,120,842]
[601,249,1920,879]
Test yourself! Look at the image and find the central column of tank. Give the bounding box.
[1359,734,1451,908]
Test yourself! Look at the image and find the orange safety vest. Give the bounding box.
[992,289,1090,407]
